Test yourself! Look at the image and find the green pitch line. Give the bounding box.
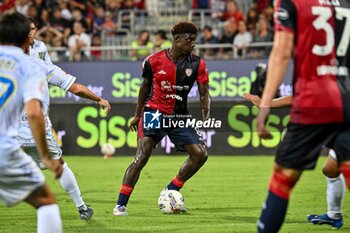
[0,156,349,233]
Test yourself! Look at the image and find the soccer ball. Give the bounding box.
[158,190,185,214]
[101,143,115,159]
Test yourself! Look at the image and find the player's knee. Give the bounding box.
[269,165,300,199]
[26,185,57,209]
[195,146,208,164]
[322,166,340,178]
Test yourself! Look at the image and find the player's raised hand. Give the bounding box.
[97,98,111,115]
[243,93,261,106]
[130,116,140,131]
[42,158,63,179]
[256,107,273,139]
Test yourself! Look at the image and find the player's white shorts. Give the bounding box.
[329,149,338,161]
[19,116,62,166]
[21,134,62,169]
[0,149,45,207]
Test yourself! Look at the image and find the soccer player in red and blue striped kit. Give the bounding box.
[256,0,350,232]
[113,21,210,216]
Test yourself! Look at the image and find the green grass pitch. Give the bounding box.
[0,156,349,233]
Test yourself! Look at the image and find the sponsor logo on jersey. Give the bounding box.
[276,8,289,21]
[185,68,193,77]
[166,94,183,101]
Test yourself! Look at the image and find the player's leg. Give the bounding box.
[165,127,208,191]
[25,184,63,233]
[0,150,62,233]
[258,164,302,233]
[307,150,345,229]
[23,132,93,220]
[114,137,155,216]
[57,157,93,220]
[50,127,93,219]
[257,123,336,233]
[166,144,208,191]
[334,127,350,190]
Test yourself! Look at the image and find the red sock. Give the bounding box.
[339,162,350,190]
[120,183,134,196]
[166,176,185,191]
[269,171,297,200]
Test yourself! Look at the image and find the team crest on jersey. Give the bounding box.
[38,52,45,60]
[185,68,192,77]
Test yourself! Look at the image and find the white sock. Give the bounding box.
[37,204,62,233]
[59,162,85,208]
[327,175,345,219]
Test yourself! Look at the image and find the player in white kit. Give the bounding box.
[19,17,111,220]
[0,12,63,233]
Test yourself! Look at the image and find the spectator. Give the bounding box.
[70,0,88,16]
[93,4,105,33]
[220,0,245,27]
[58,0,73,21]
[192,0,211,10]
[105,0,121,23]
[35,26,65,62]
[146,0,159,16]
[250,17,273,58]
[15,0,30,15]
[50,6,71,46]
[233,20,252,58]
[134,0,145,10]
[263,4,274,29]
[36,26,64,47]
[0,0,15,13]
[154,30,172,50]
[71,8,89,32]
[68,21,91,61]
[130,30,153,61]
[217,19,237,59]
[102,11,118,35]
[246,7,259,37]
[38,8,50,28]
[32,0,45,16]
[199,25,219,60]
[27,4,39,19]
[91,33,102,61]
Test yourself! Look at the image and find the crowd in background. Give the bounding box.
[0,0,274,61]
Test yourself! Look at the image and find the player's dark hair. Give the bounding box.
[28,17,39,29]
[171,21,198,36]
[0,12,30,47]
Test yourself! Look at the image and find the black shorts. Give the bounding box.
[276,123,350,170]
[138,109,205,152]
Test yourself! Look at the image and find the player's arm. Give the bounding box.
[257,30,294,138]
[25,99,62,178]
[68,82,111,114]
[244,93,292,108]
[198,83,210,121]
[130,78,150,131]
[130,58,152,131]
[197,59,210,121]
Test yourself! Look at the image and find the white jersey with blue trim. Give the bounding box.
[18,57,76,143]
[29,39,53,65]
[0,46,46,165]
